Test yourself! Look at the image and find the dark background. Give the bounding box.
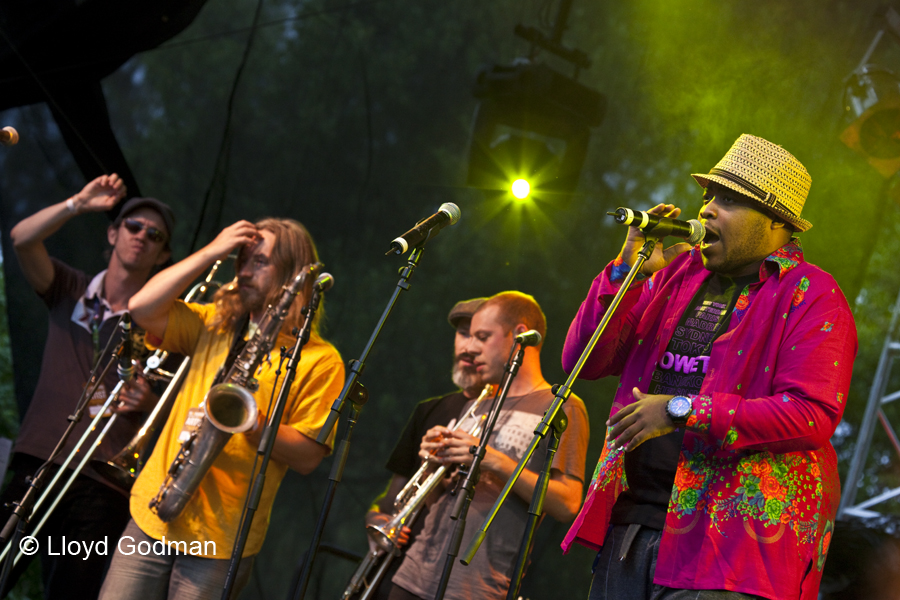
[2,0,900,598]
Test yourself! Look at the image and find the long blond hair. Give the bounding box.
[210,218,323,336]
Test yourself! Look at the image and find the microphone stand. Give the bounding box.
[434,341,527,600]
[316,243,426,444]
[459,237,658,596]
[221,280,328,599]
[0,318,129,592]
[291,384,367,600]
[292,243,428,600]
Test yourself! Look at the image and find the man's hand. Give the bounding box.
[112,375,158,413]
[205,220,260,262]
[419,427,511,474]
[244,411,266,448]
[418,425,451,463]
[620,203,693,275]
[69,174,127,214]
[607,388,676,451]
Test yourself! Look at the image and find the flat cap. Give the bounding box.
[447,297,487,328]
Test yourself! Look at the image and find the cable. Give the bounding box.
[189,0,266,252]
[161,0,387,51]
[0,25,110,174]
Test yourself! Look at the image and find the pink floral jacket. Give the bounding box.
[561,240,857,600]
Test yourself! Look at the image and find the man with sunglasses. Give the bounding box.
[561,135,857,600]
[2,173,174,599]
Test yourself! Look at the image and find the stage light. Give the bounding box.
[466,61,605,202]
[840,64,900,177]
[840,7,900,177]
[511,179,531,199]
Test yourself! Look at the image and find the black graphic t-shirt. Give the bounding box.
[610,271,757,529]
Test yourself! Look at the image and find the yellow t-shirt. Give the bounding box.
[130,301,344,557]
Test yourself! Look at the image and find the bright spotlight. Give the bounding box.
[511,179,531,199]
[466,62,605,201]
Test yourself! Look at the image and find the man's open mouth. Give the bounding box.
[701,230,720,248]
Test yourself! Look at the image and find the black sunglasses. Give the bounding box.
[123,218,167,244]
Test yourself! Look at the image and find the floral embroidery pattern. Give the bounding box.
[591,426,627,491]
[686,394,712,434]
[732,285,752,324]
[732,239,803,324]
[610,256,630,282]
[671,445,711,514]
[817,520,834,571]
[821,322,834,332]
[670,447,824,555]
[767,239,802,278]
[723,427,739,448]
[791,276,810,313]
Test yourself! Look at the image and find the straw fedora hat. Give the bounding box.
[691,134,812,232]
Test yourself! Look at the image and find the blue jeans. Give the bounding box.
[98,519,254,600]
[589,524,766,600]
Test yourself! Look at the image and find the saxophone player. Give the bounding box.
[98,219,344,599]
[375,292,590,600]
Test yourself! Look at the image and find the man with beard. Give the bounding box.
[3,174,173,599]
[560,135,857,600]
[358,297,489,600]
[98,218,345,599]
[385,291,589,600]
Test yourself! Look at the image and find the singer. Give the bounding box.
[382,292,589,600]
[560,134,858,600]
[1,176,175,599]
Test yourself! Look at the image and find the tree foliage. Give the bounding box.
[2,0,900,597]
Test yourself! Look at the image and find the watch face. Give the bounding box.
[669,396,692,418]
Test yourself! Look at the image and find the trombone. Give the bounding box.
[92,257,230,489]
[342,384,494,600]
[0,258,228,568]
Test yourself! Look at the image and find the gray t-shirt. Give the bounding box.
[391,388,589,600]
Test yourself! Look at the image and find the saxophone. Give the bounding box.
[149,263,320,522]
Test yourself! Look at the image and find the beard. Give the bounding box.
[452,358,483,394]
[237,283,268,313]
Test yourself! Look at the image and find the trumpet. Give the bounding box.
[149,262,320,522]
[92,257,229,489]
[341,384,494,600]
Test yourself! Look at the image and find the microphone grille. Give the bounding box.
[315,273,335,292]
[439,202,461,225]
[686,220,705,246]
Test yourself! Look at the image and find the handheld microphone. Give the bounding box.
[386,203,461,255]
[118,314,135,382]
[608,207,705,245]
[0,127,18,146]
[515,330,542,347]
[314,272,335,293]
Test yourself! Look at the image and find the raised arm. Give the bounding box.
[10,174,126,294]
[563,203,691,378]
[128,221,259,339]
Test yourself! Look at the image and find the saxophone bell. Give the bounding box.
[149,262,320,522]
[150,384,259,523]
